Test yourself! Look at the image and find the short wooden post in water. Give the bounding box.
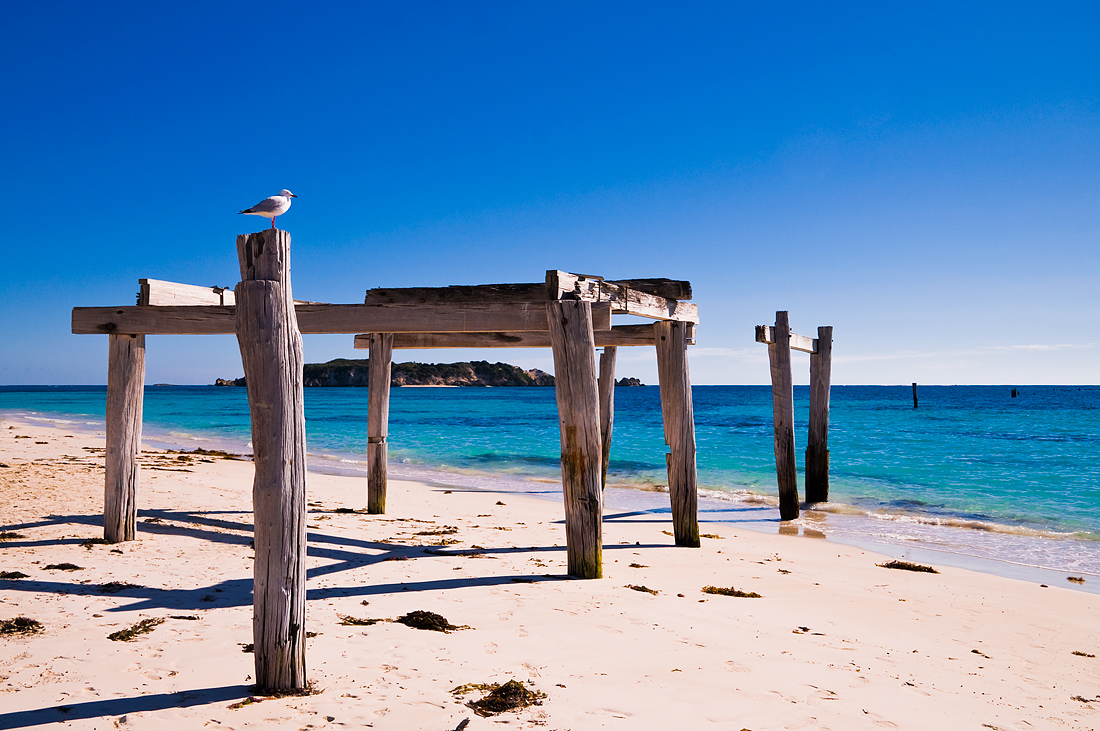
[366,333,394,514]
[768,311,799,520]
[912,382,919,408]
[104,333,146,543]
[235,228,308,692]
[655,321,701,547]
[597,346,617,489]
[547,299,603,579]
[806,325,832,503]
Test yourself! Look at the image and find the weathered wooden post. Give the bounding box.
[768,311,799,520]
[366,333,394,514]
[654,320,701,547]
[547,299,603,579]
[235,228,307,692]
[806,325,832,503]
[104,333,145,543]
[912,383,919,408]
[597,346,617,489]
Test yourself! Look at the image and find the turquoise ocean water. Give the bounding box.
[2,384,1099,581]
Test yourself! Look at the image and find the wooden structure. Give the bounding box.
[755,312,833,519]
[72,230,702,688]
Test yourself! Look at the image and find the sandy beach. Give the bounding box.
[1,420,1098,730]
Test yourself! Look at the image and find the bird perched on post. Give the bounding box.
[239,189,297,228]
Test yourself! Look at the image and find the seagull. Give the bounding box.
[239,189,297,228]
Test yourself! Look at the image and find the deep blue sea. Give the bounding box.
[3,384,1099,581]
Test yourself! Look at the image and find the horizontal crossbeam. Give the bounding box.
[754,325,818,354]
[73,303,612,336]
[351,323,694,349]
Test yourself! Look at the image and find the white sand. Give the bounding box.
[1,421,1099,730]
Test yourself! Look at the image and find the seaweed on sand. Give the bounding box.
[877,560,939,574]
[0,616,43,636]
[396,610,462,632]
[460,680,544,717]
[338,615,382,626]
[0,532,24,541]
[626,584,658,595]
[108,617,165,641]
[702,586,762,598]
[44,563,83,571]
[0,571,30,579]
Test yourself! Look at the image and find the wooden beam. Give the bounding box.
[365,282,546,304]
[139,278,235,306]
[235,229,307,692]
[366,333,393,515]
[104,333,145,543]
[73,302,612,335]
[755,325,817,354]
[767,311,799,521]
[546,271,699,323]
[547,300,603,579]
[806,325,833,503]
[597,347,617,490]
[605,278,692,301]
[351,323,686,350]
[654,321,700,547]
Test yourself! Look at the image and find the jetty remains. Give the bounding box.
[755,311,833,520]
[72,229,701,691]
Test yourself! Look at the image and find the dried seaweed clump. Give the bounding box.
[1068,576,1086,584]
[877,560,939,574]
[108,617,165,642]
[702,586,762,598]
[45,563,83,571]
[98,581,142,594]
[466,680,544,717]
[0,532,25,541]
[0,616,43,636]
[338,615,382,627]
[397,610,459,632]
[626,584,658,595]
[0,571,30,579]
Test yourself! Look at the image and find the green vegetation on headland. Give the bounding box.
[217,359,555,387]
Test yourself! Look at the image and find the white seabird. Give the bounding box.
[239,189,297,229]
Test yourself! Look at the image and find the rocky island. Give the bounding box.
[217,359,556,387]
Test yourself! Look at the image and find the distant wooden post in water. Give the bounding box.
[806,326,832,503]
[755,312,833,519]
[104,333,145,543]
[912,383,919,408]
[366,333,394,514]
[235,228,308,692]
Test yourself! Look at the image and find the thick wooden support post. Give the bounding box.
[366,333,393,514]
[547,300,603,579]
[235,229,307,692]
[597,347,617,489]
[655,321,700,547]
[104,333,145,543]
[806,326,832,503]
[912,382,919,408]
[768,311,799,520]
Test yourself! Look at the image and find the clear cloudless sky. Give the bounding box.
[1,1,1097,386]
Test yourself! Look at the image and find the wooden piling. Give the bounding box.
[655,320,701,547]
[597,346,617,489]
[912,383,918,408]
[806,325,832,503]
[104,333,145,543]
[234,228,307,692]
[547,299,603,579]
[366,333,394,514]
[768,311,799,520]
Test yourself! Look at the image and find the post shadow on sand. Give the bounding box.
[0,685,251,730]
[1,506,668,611]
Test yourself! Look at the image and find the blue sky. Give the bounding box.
[2,2,1097,385]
